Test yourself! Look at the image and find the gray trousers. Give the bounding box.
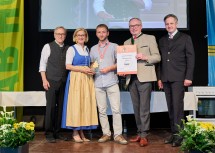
[129,80,152,138]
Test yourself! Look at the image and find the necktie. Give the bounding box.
[131,36,137,44]
[169,34,173,39]
[131,33,143,44]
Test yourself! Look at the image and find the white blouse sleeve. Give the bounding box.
[66,46,75,65]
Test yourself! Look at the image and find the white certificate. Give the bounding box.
[117,45,137,74]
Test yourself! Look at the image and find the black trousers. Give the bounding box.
[45,79,66,136]
[163,81,185,134]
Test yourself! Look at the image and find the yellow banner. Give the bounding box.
[208,45,215,56]
[0,0,23,91]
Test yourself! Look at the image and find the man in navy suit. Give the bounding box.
[157,14,195,147]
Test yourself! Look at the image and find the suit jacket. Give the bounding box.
[157,32,195,82]
[124,34,161,85]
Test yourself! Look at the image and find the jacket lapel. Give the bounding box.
[167,32,181,51]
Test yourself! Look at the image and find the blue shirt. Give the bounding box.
[90,41,118,88]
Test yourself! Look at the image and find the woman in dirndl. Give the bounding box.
[61,28,98,142]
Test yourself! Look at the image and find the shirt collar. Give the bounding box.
[55,40,64,47]
[99,39,109,48]
[75,44,87,51]
[133,32,142,39]
[169,29,178,37]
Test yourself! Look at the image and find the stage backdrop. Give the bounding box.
[207,0,215,86]
[0,0,24,91]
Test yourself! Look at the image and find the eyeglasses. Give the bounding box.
[55,33,66,36]
[77,34,86,37]
[129,24,141,28]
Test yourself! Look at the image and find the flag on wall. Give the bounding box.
[207,0,215,86]
[0,0,24,91]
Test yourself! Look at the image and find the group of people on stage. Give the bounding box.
[39,14,195,148]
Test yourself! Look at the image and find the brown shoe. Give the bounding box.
[114,135,128,145]
[98,135,111,143]
[130,135,141,142]
[139,138,148,147]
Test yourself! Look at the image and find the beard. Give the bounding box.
[99,37,108,42]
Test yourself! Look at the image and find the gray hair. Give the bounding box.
[129,17,142,24]
[54,26,67,34]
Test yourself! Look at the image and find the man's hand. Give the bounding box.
[43,79,50,90]
[136,53,148,61]
[158,80,163,90]
[184,79,192,87]
[100,67,110,74]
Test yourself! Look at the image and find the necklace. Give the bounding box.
[97,42,110,63]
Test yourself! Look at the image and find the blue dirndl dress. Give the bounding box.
[61,45,98,130]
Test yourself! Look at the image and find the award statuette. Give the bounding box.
[91,60,99,73]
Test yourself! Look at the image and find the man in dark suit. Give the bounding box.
[157,14,195,147]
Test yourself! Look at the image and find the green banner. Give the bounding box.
[0,0,24,91]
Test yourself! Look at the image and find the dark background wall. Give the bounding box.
[23,0,208,129]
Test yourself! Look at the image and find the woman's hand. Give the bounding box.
[82,67,95,75]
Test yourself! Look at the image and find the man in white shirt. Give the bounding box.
[39,26,69,143]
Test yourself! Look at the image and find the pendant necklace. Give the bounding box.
[98,42,110,63]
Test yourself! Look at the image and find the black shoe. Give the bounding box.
[55,133,69,141]
[164,135,174,144]
[46,136,56,143]
[172,136,182,147]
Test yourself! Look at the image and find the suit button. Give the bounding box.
[167,59,170,62]
[168,52,170,54]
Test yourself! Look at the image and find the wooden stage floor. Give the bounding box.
[29,129,181,153]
